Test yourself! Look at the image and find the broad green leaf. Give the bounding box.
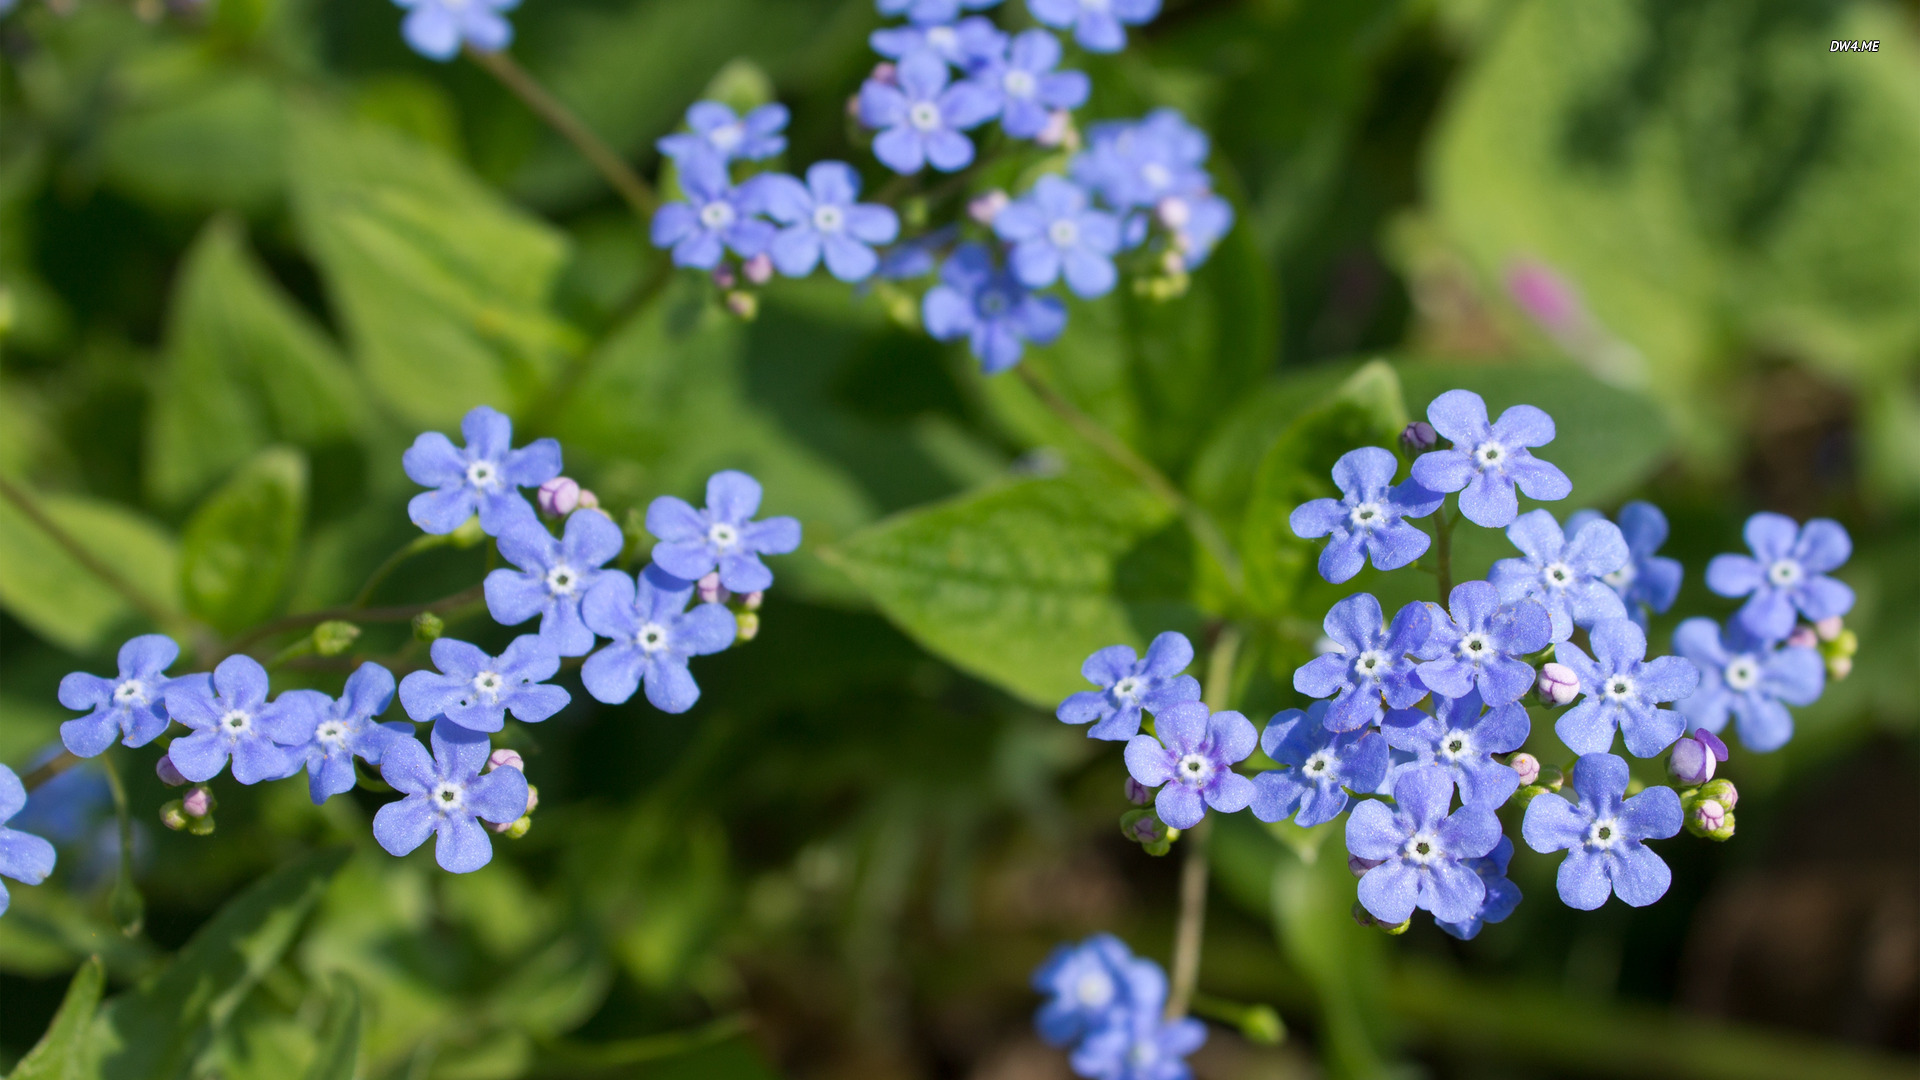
[99,53,284,214]
[7,955,104,1080]
[303,976,361,1080]
[179,448,307,635]
[0,490,180,653]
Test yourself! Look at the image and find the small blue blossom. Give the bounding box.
[1289,447,1444,584]
[1381,690,1530,808]
[1672,617,1824,753]
[645,470,803,593]
[1567,502,1683,628]
[1488,509,1629,642]
[1437,836,1521,941]
[260,663,412,806]
[403,405,560,536]
[974,29,1090,140]
[1522,752,1681,910]
[993,175,1122,298]
[581,566,737,713]
[1414,580,1552,706]
[1345,765,1502,926]
[374,722,528,874]
[757,162,901,282]
[12,749,109,847]
[656,101,789,164]
[1409,389,1572,528]
[1293,593,1432,732]
[650,152,776,270]
[0,765,57,918]
[1071,1002,1206,1080]
[393,0,515,62]
[1159,190,1233,268]
[1552,618,1699,758]
[162,656,303,785]
[878,0,1003,24]
[485,508,625,657]
[875,226,957,281]
[1122,701,1256,830]
[1032,934,1161,1046]
[1250,701,1389,827]
[859,51,999,175]
[1057,631,1201,741]
[57,634,179,758]
[399,636,570,735]
[922,242,1067,373]
[870,17,1008,72]
[1072,110,1210,210]
[1705,512,1854,641]
[1028,0,1162,53]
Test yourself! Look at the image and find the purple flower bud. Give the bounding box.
[1668,737,1716,785]
[182,785,213,818]
[744,252,774,286]
[1785,626,1818,650]
[487,748,525,773]
[1815,615,1845,641]
[712,264,738,290]
[156,754,188,787]
[1506,259,1585,336]
[1124,777,1153,806]
[537,477,581,518]
[697,571,727,605]
[1349,855,1383,878]
[743,590,764,611]
[968,190,1009,226]
[1537,662,1580,706]
[1508,752,1540,787]
[871,61,898,86]
[1691,798,1727,833]
[1399,421,1437,454]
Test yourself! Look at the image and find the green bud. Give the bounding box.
[450,515,488,548]
[313,620,361,657]
[505,816,532,839]
[1511,783,1555,809]
[1239,1005,1286,1046]
[1537,765,1566,792]
[160,801,189,831]
[1696,778,1738,810]
[1381,916,1413,936]
[413,612,445,642]
[736,611,760,642]
[1351,902,1377,928]
[187,813,217,837]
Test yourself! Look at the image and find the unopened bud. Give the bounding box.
[1815,615,1844,641]
[1351,902,1377,928]
[712,264,739,290]
[1538,662,1580,706]
[743,590,764,611]
[724,290,758,321]
[487,748,525,773]
[504,816,532,838]
[413,611,445,642]
[160,801,189,831]
[575,489,600,511]
[313,620,361,657]
[744,252,774,286]
[870,61,898,86]
[182,785,215,818]
[1124,777,1154,806]
[1156,195,1192,230]
[523,784,539,815]
[1668,728,1727,786]
[1538,764,1565,791]
[1121,810,1171,854]
[538,477,581,517]
[450,515,488,548]
[698,571,727,605]
[1507,752,1541,786]
[1348,855,1383,878]
[1698,777,1738,811]
[156,754,188,787]
[1381,916,1413,936]
[1159,249,1186,276]
[1828,655,1853,680]
[968,189,1009,225]
[736,611,760,641]
[1691,798,1727,833]
[1240,1005,1285,1046]
[1826,628,1858,660]
[1400,421,1438,454]
[1785,626,1818,650]
[1035,109,1073,148]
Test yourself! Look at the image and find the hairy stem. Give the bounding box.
[466,47,657,220]
[0,474,186,634]
[1166,623,1242,1020]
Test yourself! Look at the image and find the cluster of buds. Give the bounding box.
[1799,616,1856,681]
[1509,756,1565,810]
[711,255,772,321]
[1668,728,1728,785]
[698,572,766,641]
[1120,807,1175,857]
[1399,421,1438,455]
[157,758,217,836]
[483,749,537,839]
[536,476,601,519]
[1681,778,1738,841]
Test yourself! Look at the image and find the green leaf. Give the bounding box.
[90,848,350,1080]
[179,448,307,636]
[303,976,361,1080]
[99,55,285,214]
[7,955,105,1080]
[0,490,180,653]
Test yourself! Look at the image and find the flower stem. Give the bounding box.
[465,47,658,220]
[1166,622,1241,1021]
[100,752,145,937]
[1433,504,1456,603]
[228,583,487,653]
[22,750,81,792]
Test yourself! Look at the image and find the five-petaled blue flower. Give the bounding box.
[1072,110,1209,210]
[1410,389,1572,528]
[977,29,1090,140]
[399,636,570,735]
[1488,509,1629,643]
[1031,933,1160,1046]
[1414,580,1552,706]
[485,508,625,657]
[1293,593,1432,732]
[859,51,1000,174]
[870,17,1008,72]
[163,655,302,785]
[757,162,902,282]
[393,0,515,62]
[581,565,738,713]
[1345,765,1502,926]
[1160,189,1233,268]
[645,470,803,594]
[403,405,559,536]
[1672,617,1824,753]
[994,175,1122,298]
[1250,701,1389,828]
[1381,689,1530,808]
[656,101,789,164]
[374,722,528,874]
[262,663,412,806]
[1028,0,1162,53]
[1522,752,1681,910]
[0,765,57,918]
[1057,631,1200,741]
[650,153,776,270]
[878,0,1003,24]
[1071,996,1206,1080]
[1568,502,1683,628]
[1122,701,1256,830]
[1552,618,1699,758]
[1705,512,1853,641]
[1289,447,1443,584]
[922,242,1067,373]
[57,634,179,758]
[1437,835,1521,941]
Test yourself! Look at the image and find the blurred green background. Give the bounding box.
[1,0,1916,1077]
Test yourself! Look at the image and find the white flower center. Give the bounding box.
[1074,970,1114,1007]
[1438,732,1472,763]
[1140,162,1172,191]
[317,721,348,748]
[699,200,736,230]
[1586,817,1621,849]
[472,670,504,702]
[1602,674,1635,702]
[1354,649,1389,680]
[1348,501,1385,530]
[1048,218,1080,248]
[221,709,252,735]
[466,460,499,489]
[432,781,466,814]
[1603,562,1637,589]
[1724,656,1760,692]
[1083,0,1111,11]
[546,563,579,596]
[1002,68,1037,98]
[1473,441,1507,469]
[708,522,740,548]
[812,204,845,233]
[1542,561,1575,589]
[1176,752,1214,786]
[1767,559,1803,587]
[114,679,148,706]
[709,123,744,151]
[1302,750,1334,778]
[926,26,958,52]
[636,622,669,653]
[1458,633,1492,664]
[1112,675,1143,702]
[1403,831,1441,865]
[908,102,942,131]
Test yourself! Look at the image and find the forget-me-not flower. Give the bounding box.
[1056,631,1200,741]
[403,405,559,536]
[1071,996,1207,1080]
[485,508,625,657]
[1414,580,1552,706]
[1567,502,1682,628]
[1028,0,1162,53]
[1437,835,1521,941]
[1381,690,1530,808]
[645,470,803,594]
[261,663,411,806]
[1345,765,1502,926]
[163,656,302,785]
[0,765,57,918]
[757,162,901,282]
[374,722,528,874]
[1410,389,1572,528]
[1031,933,1160,1046]
[399,636,570,734]
[656,101,789,164]
[651,153,776,270]
[922,243,1068,373]
[859,51,999,174]
[1161,189,1233,268]
[1289,446,1444,584]
[1705,512,1853,641]
[1672,616,1824,753]
[870,16,1008,72]
[1523,752,1681,909]
[993,175,1122,298]
[1552,618,1699,758]
[1072,110,1209,210]
[976,29,1090,140]
[878,0,1003,24]
[1250,701,1389,827]
[393,0,516,62]
[12,749,109,847]
[1293,593,1432,732]
[1122,701,1256,830]
[581,565,737,713]
[57,634,179,758]
[1488,509,1629,642]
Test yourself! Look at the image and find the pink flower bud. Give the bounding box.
[1506,259,1585,336]
[870,62,898,86]
[1786,626,1818,650]
[1349,855,1383,878]
[744,252,774,285]
[1815,616,1844,641]
[1124,777,1153,806]
[576,489,600,510]
[698,571,727,605]
[743,590,764,611]
[1156,196,1192,230]
[1035,109,1072,148]
[524,783,539,814]
[156,754,188,787]
[1828,655,1853,680]
[537,477,581,518]
[1668,737,1717,785]
[968,189,1010,225]
[1538,662,1580,706]
[1691,798,1727,833]
[488,748,525,773]
[182,786,213,818]
[712,264,738,290]
[1508,752,1540,787]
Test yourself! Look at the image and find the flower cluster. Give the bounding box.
[1032,935,1206,1080]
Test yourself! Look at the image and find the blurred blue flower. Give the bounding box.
[1437,835,1521,940]
[1345,765,1501,926]
[656,101,789,164]
[581,565,737,713]
[0,764,57,918]
[922,242,1067,373]
[1292,593,1431,732]
[1250,701,1389,827]
[859,51,1000,174]
[993,175,1122,298]
[1028,0,1162,53]
[1672,617,1824,753]
[57,633,179,757]
[757,162,901,282]
[403,405,559,536]
[645,470,802,593]
[1488,509,1629,642]
[1057,631,1200,741]
[374,722,527,874]
[486,508,625,657]
[13,749,108,847]
[1522,752,1680,909]
[650,153,776,269]
[1410,389,1571,528]
[1381,689,1530,808]
[1289,447,1443,584]
[1552,618,1698,758]
[1705,512,1853,641]
[974,30,1089,139]
[1072,110,1210,210]
[399,636,569,735]
[1123,701,1256,830]
[393,0,516,62]
[1567,502,1683,628]
[1414,580,1552,706]
[1159,189,1233,268]
[878,0,1003,24]
[1031,933,1160,1046]
[870,17,1008,72]
[163,656,304,785]
[262,663,412,806]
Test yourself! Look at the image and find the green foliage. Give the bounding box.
[180,448,307,635]
[0,492,180,653]
[302,977,362,1080]
[6,956,104,1080]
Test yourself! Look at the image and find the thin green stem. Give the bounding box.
[23,750,81,792]
[0,473,186,634]
[466,47,657,220]
[228,583,487,653]
[1433,504,1457,602]
[100,752,144,937]
[1167,622,1242,1020]
[352,533,451,608]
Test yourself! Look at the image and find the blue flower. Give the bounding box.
[1437,835,1521,941]
[1160,190,1233,268]
[0,765,57,918]
[975,29,1090,140]
[1567,502,1683,627]
[399,636,570,735]
[12,749,109,846]
[645,470,803,594]
[260,663,411,806]
[373,722,528,874]
[1293,593,1432,732]
[162,656,303,785]
[1031,933,1160,1046]
[993,175,1122,298]
[1522,752,1680,909]
[859,51,1001,174]
[875,226,957,281]
[57,634,179,757]
[1409,389,1572,528]
[656,101,789,164]
[1289,447,1444,584]
[1028,0,1162,53]
[1057,632,1200,741]
[1250,701,1389,827]
[1345,765,1502,926]
[1381,690,1530,808]
[1071,1001,1206,1080]
[1072,110,1210,210]
[756,162,901,282]
[403,405,560,536]
[1672,617,1824,753]
[1705,512,1853,641]
[650,152,776,270]
[485,508,625,657]
[1123,701,1256,829]
[393,0,515,62]
[922,242,1068,373]
[1414,580,1552,706]
[878,0,1003,24]
[870,17,1008,72]
[581,566,737,713]
[1488,509,1629,642]
[1552,618,1699,758]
